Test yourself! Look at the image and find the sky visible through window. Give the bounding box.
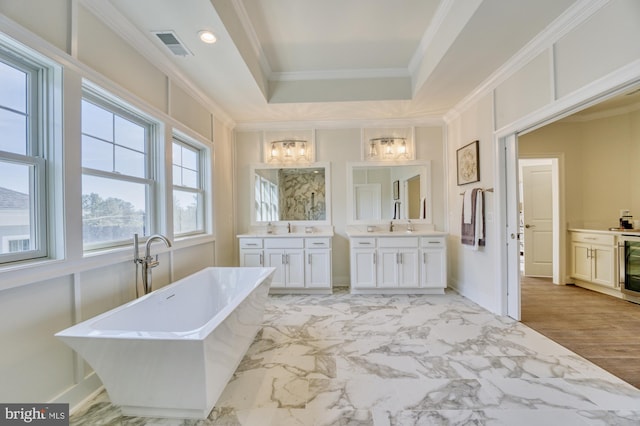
[0,60,29,194]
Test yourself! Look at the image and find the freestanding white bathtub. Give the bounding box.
[56,267,275,419]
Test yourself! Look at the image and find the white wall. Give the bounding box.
[234,126,446,286]
[520,108,640,229]
[0,3,232,408]
[445,0,640,314]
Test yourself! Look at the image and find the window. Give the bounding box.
[172,137,205,236]
[254,174,278,222]
[0,51,49,264]
[81,91,155,249]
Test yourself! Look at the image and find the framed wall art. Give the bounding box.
[456,140,479,185]
[393,180,400,200]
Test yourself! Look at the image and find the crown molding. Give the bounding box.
[234,116,444,132]
[443,0,610,124]
[80,0,235,128]
[271,67,410,82]
[229,0,273,80]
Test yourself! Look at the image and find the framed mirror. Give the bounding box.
[347,161,431,224]
[250,162,331,225]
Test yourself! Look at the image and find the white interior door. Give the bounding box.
[354,184,381,220]
[505,134,521,320]
[521,164,553,277]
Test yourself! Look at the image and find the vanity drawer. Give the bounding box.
[421,237,445,248]
[351,238,376,248]
[239,238,263,249]
[305,238,331,249]
[264,238,304,249]
[378,237,419,248]
[571,232,614,245]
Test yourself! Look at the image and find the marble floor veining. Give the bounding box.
[70,289,640,425]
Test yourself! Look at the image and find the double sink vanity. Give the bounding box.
[346,224,447,294]
[238,160,448,295]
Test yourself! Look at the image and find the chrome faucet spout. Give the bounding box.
[145,234,172,259]
[136,234,172,296]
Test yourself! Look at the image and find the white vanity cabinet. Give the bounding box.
[570,231,616,288]
[304,238,332,288]
[263,238,305,289]
[238,235,332,293]
[350,238,377,288]
[420,237,447,288]
[239,238,264,267]
[377,237,420,288]
[349,233,447,294]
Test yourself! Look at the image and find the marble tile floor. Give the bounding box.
[70,289,640,425]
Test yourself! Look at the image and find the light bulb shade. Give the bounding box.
[368,142,378,158]
[264,138,314,163]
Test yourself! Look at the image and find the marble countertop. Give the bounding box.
[346,230,447,237]
[568,228,640,235]
[238,231,335,238]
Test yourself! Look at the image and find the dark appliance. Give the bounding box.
[619,234,640,301]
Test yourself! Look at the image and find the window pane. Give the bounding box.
[82,100,113,141]
[115,116,145,152]
[173,190,199,234]
[172,164,181,185]
[0,108,26,155]
[182,147,198,170]
[82,135,113,171]
[0,161,34,255]
[172,142,182,165]
[82,174,147,245]
[0,61,27,113]
[182,169,197,188]
[114,146,145,178]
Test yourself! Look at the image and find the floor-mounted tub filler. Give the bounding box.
[56,267,275,419]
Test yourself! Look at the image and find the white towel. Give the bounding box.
[463,190,473,224]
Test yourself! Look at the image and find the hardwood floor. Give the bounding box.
[521,276,640,389]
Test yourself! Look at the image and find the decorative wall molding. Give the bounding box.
[443,0,610,124]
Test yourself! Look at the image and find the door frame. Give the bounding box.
[519,155,563,284]
[497,74,640,319]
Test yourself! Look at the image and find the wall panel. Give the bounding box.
[0,276,74,402]
[172,242,215,281]
[555,0,640,98]
[77,5,167,112]
[170,81,212,140]
[495,52,553,129]
[0,0,69,52]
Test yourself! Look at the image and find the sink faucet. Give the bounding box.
[389,221,394,232]
[288,222,292,233]
[134,234,172,296]
[407,219,414,232]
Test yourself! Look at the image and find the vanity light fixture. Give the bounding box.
[368,137,410,161]
[198,30,217,44]
[268,139,310,164]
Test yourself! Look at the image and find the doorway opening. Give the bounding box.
[518,157,559,281]
[503,82,640,321]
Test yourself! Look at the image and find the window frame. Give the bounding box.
[80,88,158,251]
[171,135,206,237]
[0,50,49,265]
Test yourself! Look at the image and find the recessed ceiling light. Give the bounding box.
[198,30,217,44]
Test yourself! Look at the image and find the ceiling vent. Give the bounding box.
[152,31,192,57]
